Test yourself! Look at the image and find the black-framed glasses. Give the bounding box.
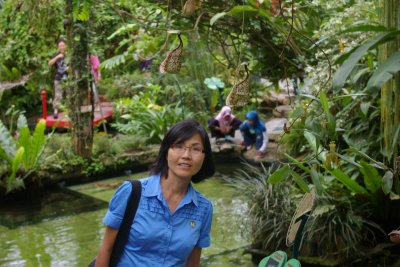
[170,143,204,156]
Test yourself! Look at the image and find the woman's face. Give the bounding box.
[247,119,254,125]
[167,133,205,181]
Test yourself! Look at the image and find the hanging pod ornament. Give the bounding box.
[159,34,183,74]
[182,0,200,16]
[226,62,250,107]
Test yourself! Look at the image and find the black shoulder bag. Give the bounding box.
[88,180,142,267]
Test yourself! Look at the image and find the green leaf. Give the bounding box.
[267,165,290,184]
[360,102,370,116]
[365,51,400,92]
[17,127,31,170]
[382,171,393,195]
[285,153,312,175]
[289,169,309,193]
[9,147,24,189]
[0,145,11,165]
[0,119,17,159]
[17,115,27,130]
[227,6,258,16]
[330,169,369,195]
[332,33,391,91]
[360,160,382,193]
[310,166,323,195]
[108,24,140,40]
[210,12,226,26]
[339,24,391,34]
[30,119,46,169]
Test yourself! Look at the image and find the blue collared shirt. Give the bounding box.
[103,174,213,267]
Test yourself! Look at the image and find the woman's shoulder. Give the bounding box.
[192,188,213,209]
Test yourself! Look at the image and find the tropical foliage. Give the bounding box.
[0,116,50,193]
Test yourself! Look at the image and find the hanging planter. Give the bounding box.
[389,228,400,245]
[226,62,250,107]
[159,33,183,74]
[182,0,200,17]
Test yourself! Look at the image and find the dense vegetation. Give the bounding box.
[1,0,399,265]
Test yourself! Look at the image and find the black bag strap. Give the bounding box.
[109,180,142,267]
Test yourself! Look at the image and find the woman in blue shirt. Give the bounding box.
[95,120,215,267]
[240,111,268,157]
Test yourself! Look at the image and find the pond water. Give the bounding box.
[0,166,256,267]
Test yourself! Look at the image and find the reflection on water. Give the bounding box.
[0,165,255,267]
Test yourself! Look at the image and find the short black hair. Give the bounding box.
[150,119,215,183]
[57,38,66,45]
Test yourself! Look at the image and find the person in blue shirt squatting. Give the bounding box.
[94,120,215,267]
[240,111,268,158]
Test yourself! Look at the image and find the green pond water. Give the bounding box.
[0,166,256,267]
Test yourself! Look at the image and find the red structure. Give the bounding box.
[38,90,114,129]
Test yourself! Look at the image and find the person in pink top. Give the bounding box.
[208,106,242,143]
[90,55,101,82]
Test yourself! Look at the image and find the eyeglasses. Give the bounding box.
[170,143,205,156]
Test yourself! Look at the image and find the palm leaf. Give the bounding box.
[332,33,391,91]
[0,119,17,159]
[330,169,369,195]
[30,119,46,168]
[17,127,31,170]
[365,51,400,92]
[8,147,24,190]
[359,160,382,193]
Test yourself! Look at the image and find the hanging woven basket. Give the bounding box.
[182,0,199,16]
[159,34,183,74]
[389,228,400,245]
[226,62,250,107]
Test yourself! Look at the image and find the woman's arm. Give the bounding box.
[186,247,202,267]
[94,226,119,267]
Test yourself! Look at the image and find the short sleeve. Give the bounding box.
[196,201,213,248]
[103,181,132,229]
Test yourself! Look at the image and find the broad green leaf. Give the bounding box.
[382,171,393,195]
[0,145,11,165]
[289,169,309,193]
[30,120,46,168]
[210,90,219,109]
[0,119,17,158]
[319,91,331,123]
[343,147,387,169]
[304,131,325,161]
[360,160,382,193]
[310,166,323,195]
[360,102,370,116]
[9,147,24,188]
[17,114,27,129]
[267,165,290,184]
[330,169,369,195]
[339,24,391,34]
[108,24,140,40]
[210,12,226,26]
[285,153,312,175]
[365,51,400,92]
[227,6,258,16]
[332,33,391,91]
[313,204,336,216]
[17,127,31,170]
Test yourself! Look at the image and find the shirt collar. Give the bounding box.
[142,174,198,207]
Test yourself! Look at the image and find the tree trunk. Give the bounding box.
[380,0,400,189]
[65,0,93,158]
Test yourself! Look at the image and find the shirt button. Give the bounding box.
[167,225,171,229]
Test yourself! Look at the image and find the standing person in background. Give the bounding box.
[90,54,101,82]
[240,111,268,157]
[94,120,215,267]
[48,38,68,119]
[208,106,242,144]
